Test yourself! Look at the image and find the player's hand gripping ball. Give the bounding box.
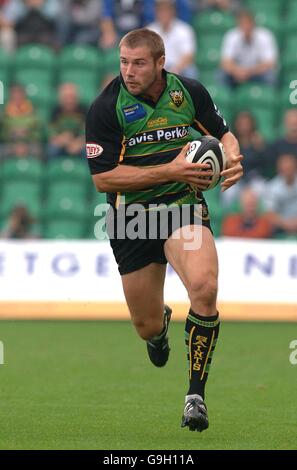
[186,135,227,191]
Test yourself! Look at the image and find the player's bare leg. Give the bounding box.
[121,263,172,367]
[164,225,220,431]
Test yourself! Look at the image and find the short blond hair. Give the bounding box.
[119,28,165,62]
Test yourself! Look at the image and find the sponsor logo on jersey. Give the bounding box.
[147,116,168,128]
[169,90,184,107]
[86,143,103,158]
[126,125,190,147]
[122,103,147,123]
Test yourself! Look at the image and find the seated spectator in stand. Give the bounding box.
[4,0,60,48]
[222,187,273,239]
[99,0,192,50]
[0,0,16,52]
[265,109,297,178]
[1,84,42,157]
[47,83,86,159]
[220,9,278,88]
[263,154,297,238]
[233,111,267,182]
[0,205,39,239]
[59,0,102,46]
[148,0,197,79]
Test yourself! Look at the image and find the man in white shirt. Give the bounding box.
[264,154,297,237]
[148,0,198,79]
[220,9,278,88]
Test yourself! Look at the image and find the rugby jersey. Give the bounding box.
[85,71,229,208]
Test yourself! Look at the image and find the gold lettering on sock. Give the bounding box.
[192,335,208,372]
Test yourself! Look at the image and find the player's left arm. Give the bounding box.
[220,131,243,191]
[180,77,244,191]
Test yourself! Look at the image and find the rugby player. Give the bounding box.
[86,28,243,432]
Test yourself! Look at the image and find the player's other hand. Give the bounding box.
[167,143,213,190]
[220,154,243,192]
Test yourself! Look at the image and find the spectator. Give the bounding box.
[47,83,86,159]
[148,0,197,79]
[233,111,267,181]
[99,0,192,50]
[0,0,16,52]
[265,109,297,178]
[4,0,60,48]
[222,187,273,238]
[0,205,39,239]
[263,154,297,238]
[58,0,102,46]
[220,9,278,88]
[1,84,42,157]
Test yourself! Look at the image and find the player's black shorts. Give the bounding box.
[106,200,212,275]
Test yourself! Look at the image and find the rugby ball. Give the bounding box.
[186,136,227,191]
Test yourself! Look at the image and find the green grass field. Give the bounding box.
[0,320,296,450]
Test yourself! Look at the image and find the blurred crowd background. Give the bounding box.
[0,0,296,240]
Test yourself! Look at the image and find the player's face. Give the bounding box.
[120,46,165,96]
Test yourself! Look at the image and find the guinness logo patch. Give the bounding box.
[169,90,184,107]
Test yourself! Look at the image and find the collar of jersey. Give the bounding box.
[120,69,168,108]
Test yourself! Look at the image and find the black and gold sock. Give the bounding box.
[185,308,220,399]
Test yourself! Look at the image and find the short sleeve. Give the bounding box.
[178,76,229,139]
[85,81,124,175]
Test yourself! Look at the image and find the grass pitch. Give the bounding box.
[0,320,296,450]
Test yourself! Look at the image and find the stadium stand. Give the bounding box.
[0,1,296,240]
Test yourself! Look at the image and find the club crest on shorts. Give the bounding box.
[169,90,184,107]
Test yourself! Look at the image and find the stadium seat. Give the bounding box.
[14,68,54,88]
[234,84,277,112]
[23,84,56,123]
[245,0,284,14]
[59,45,102,72]
[43,194,88,221]
[0,181,42,218]
[2,158,44,182]
[281,69,297,88]
[193,11,235,35]
[279,85,297,112]
[195,45,221,70]
[103,48,120,74]
[251,108,277,142]
[46,180,90,202]
[204,186,223,237]
[0,49,12,83]
[282,36,297,71]
[14,44,57,72]
[285,13,297,33]
[205,84,232,121]
[59,69,100,106]
[47,158,90,184]
[43,219,87,239]
[198,69,217,87]
[197,34,223,53]
[287,0,297,16]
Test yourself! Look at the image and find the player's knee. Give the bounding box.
[187,275,217,306]
[133,319,163,341]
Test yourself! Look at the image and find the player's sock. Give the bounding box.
[185,308,220,399]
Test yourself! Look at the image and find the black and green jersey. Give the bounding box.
[85,71,229,208]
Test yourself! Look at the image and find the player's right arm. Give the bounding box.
[86,90,212,193]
